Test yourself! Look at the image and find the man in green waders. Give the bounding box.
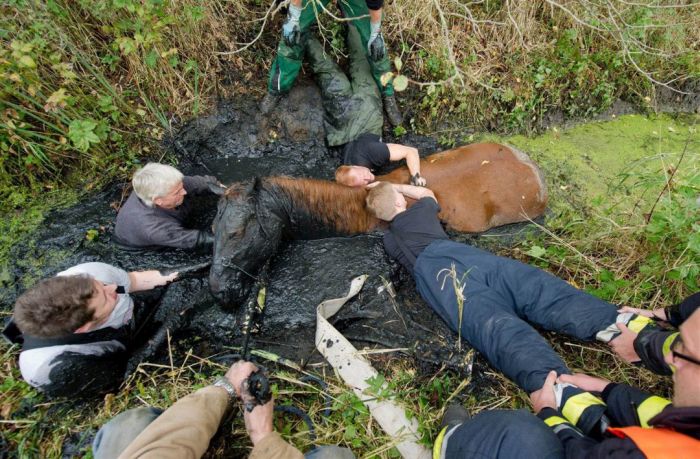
[262,0,403,127]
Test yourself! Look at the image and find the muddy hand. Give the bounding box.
[241,369,272,412]
[205,177,227,196]
[160,261,212,281]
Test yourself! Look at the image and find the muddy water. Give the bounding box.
[8,81,695,406]
[2,83,482,390]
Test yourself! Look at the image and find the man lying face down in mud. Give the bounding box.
[209,141,548,306]
[365,181,699,437]
[113,163,226,251]
[9,262,190,398]
[303,22,427,188]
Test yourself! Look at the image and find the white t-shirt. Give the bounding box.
[18,262,133,390]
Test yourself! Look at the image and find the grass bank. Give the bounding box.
[1,0,699,456]
[2,113,697,457]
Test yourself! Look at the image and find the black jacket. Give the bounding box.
[538,383,700,458]
[635,292,700,375]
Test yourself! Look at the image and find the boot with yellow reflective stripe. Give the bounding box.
[556,383,610,437]
[433,405,470,459]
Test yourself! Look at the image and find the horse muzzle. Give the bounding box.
[209,262,251,307]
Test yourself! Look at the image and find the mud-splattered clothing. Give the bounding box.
[382,197,448,271]
[18,262,133,397]
[306,25,384,147]
[342,133,390,170]
[114,176,215,250]
[115,386,304,459]
[268,0,393,98]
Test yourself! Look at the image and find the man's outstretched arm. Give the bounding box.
[394,183,435,201]
[387,144,426,186]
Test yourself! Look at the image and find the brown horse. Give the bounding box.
[210,143,547,306]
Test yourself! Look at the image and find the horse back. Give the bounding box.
[379,143,548,232]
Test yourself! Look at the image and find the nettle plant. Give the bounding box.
[643,172,700,291]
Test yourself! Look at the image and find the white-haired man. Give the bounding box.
[114,163,225,250]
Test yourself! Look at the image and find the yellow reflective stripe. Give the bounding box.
[433,426,448,459]
[662,332,679,357]
[627,315,653,333]
[637,396,671,428]
[544,416,569,427]
[562,392,606,426]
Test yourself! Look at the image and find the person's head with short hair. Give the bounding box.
[667,308,700,407]
[133,163,186,209]
[14,275,121,337]
[365,182,406,222]
[335,165,375,188]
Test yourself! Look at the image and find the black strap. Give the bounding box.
[16,320,132,351]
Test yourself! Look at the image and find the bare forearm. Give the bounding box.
[128,270,177,292]
[387,144,421,177]
[405,149,421,178]
[394,184,435,200]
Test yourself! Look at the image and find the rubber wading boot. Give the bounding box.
[260,92,282,115]
[383,94,403,127]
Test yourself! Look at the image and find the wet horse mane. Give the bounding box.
[265,176,379,234]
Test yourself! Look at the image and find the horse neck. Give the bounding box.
[266,177,378,236]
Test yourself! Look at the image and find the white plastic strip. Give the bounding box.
[315,275,431,459]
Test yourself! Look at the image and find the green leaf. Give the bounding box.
[343,424,356,440]
[526,245,546,258]
[18,55,36,68]
[501,87,515,102]
[68,119,100,152]
[394,56,402,72]
[393,74,409,92]
[85,229,99,242]
[145,49,158,68]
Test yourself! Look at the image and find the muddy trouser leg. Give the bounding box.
[414,240,619,393]
[439,410,564,459]
[267,0,332,94]
[337,0,393,96]
[306,35,353,121]
[346,23,381,101]
[92,407,163,459]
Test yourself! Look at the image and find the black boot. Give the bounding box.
[383,94,403,127]
[440,404,471,430]
[260,92,282,115]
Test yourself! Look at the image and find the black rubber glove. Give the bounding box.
[194,231,215,250]
[368,31,386,61]
[409,172,427,187]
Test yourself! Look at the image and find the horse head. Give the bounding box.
[209,178,282,307]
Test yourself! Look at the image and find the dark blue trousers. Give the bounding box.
[414,240,618,392]
[443,410,564,459]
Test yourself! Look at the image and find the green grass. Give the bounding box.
[2,114,697,456]
[1,1,698,456]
